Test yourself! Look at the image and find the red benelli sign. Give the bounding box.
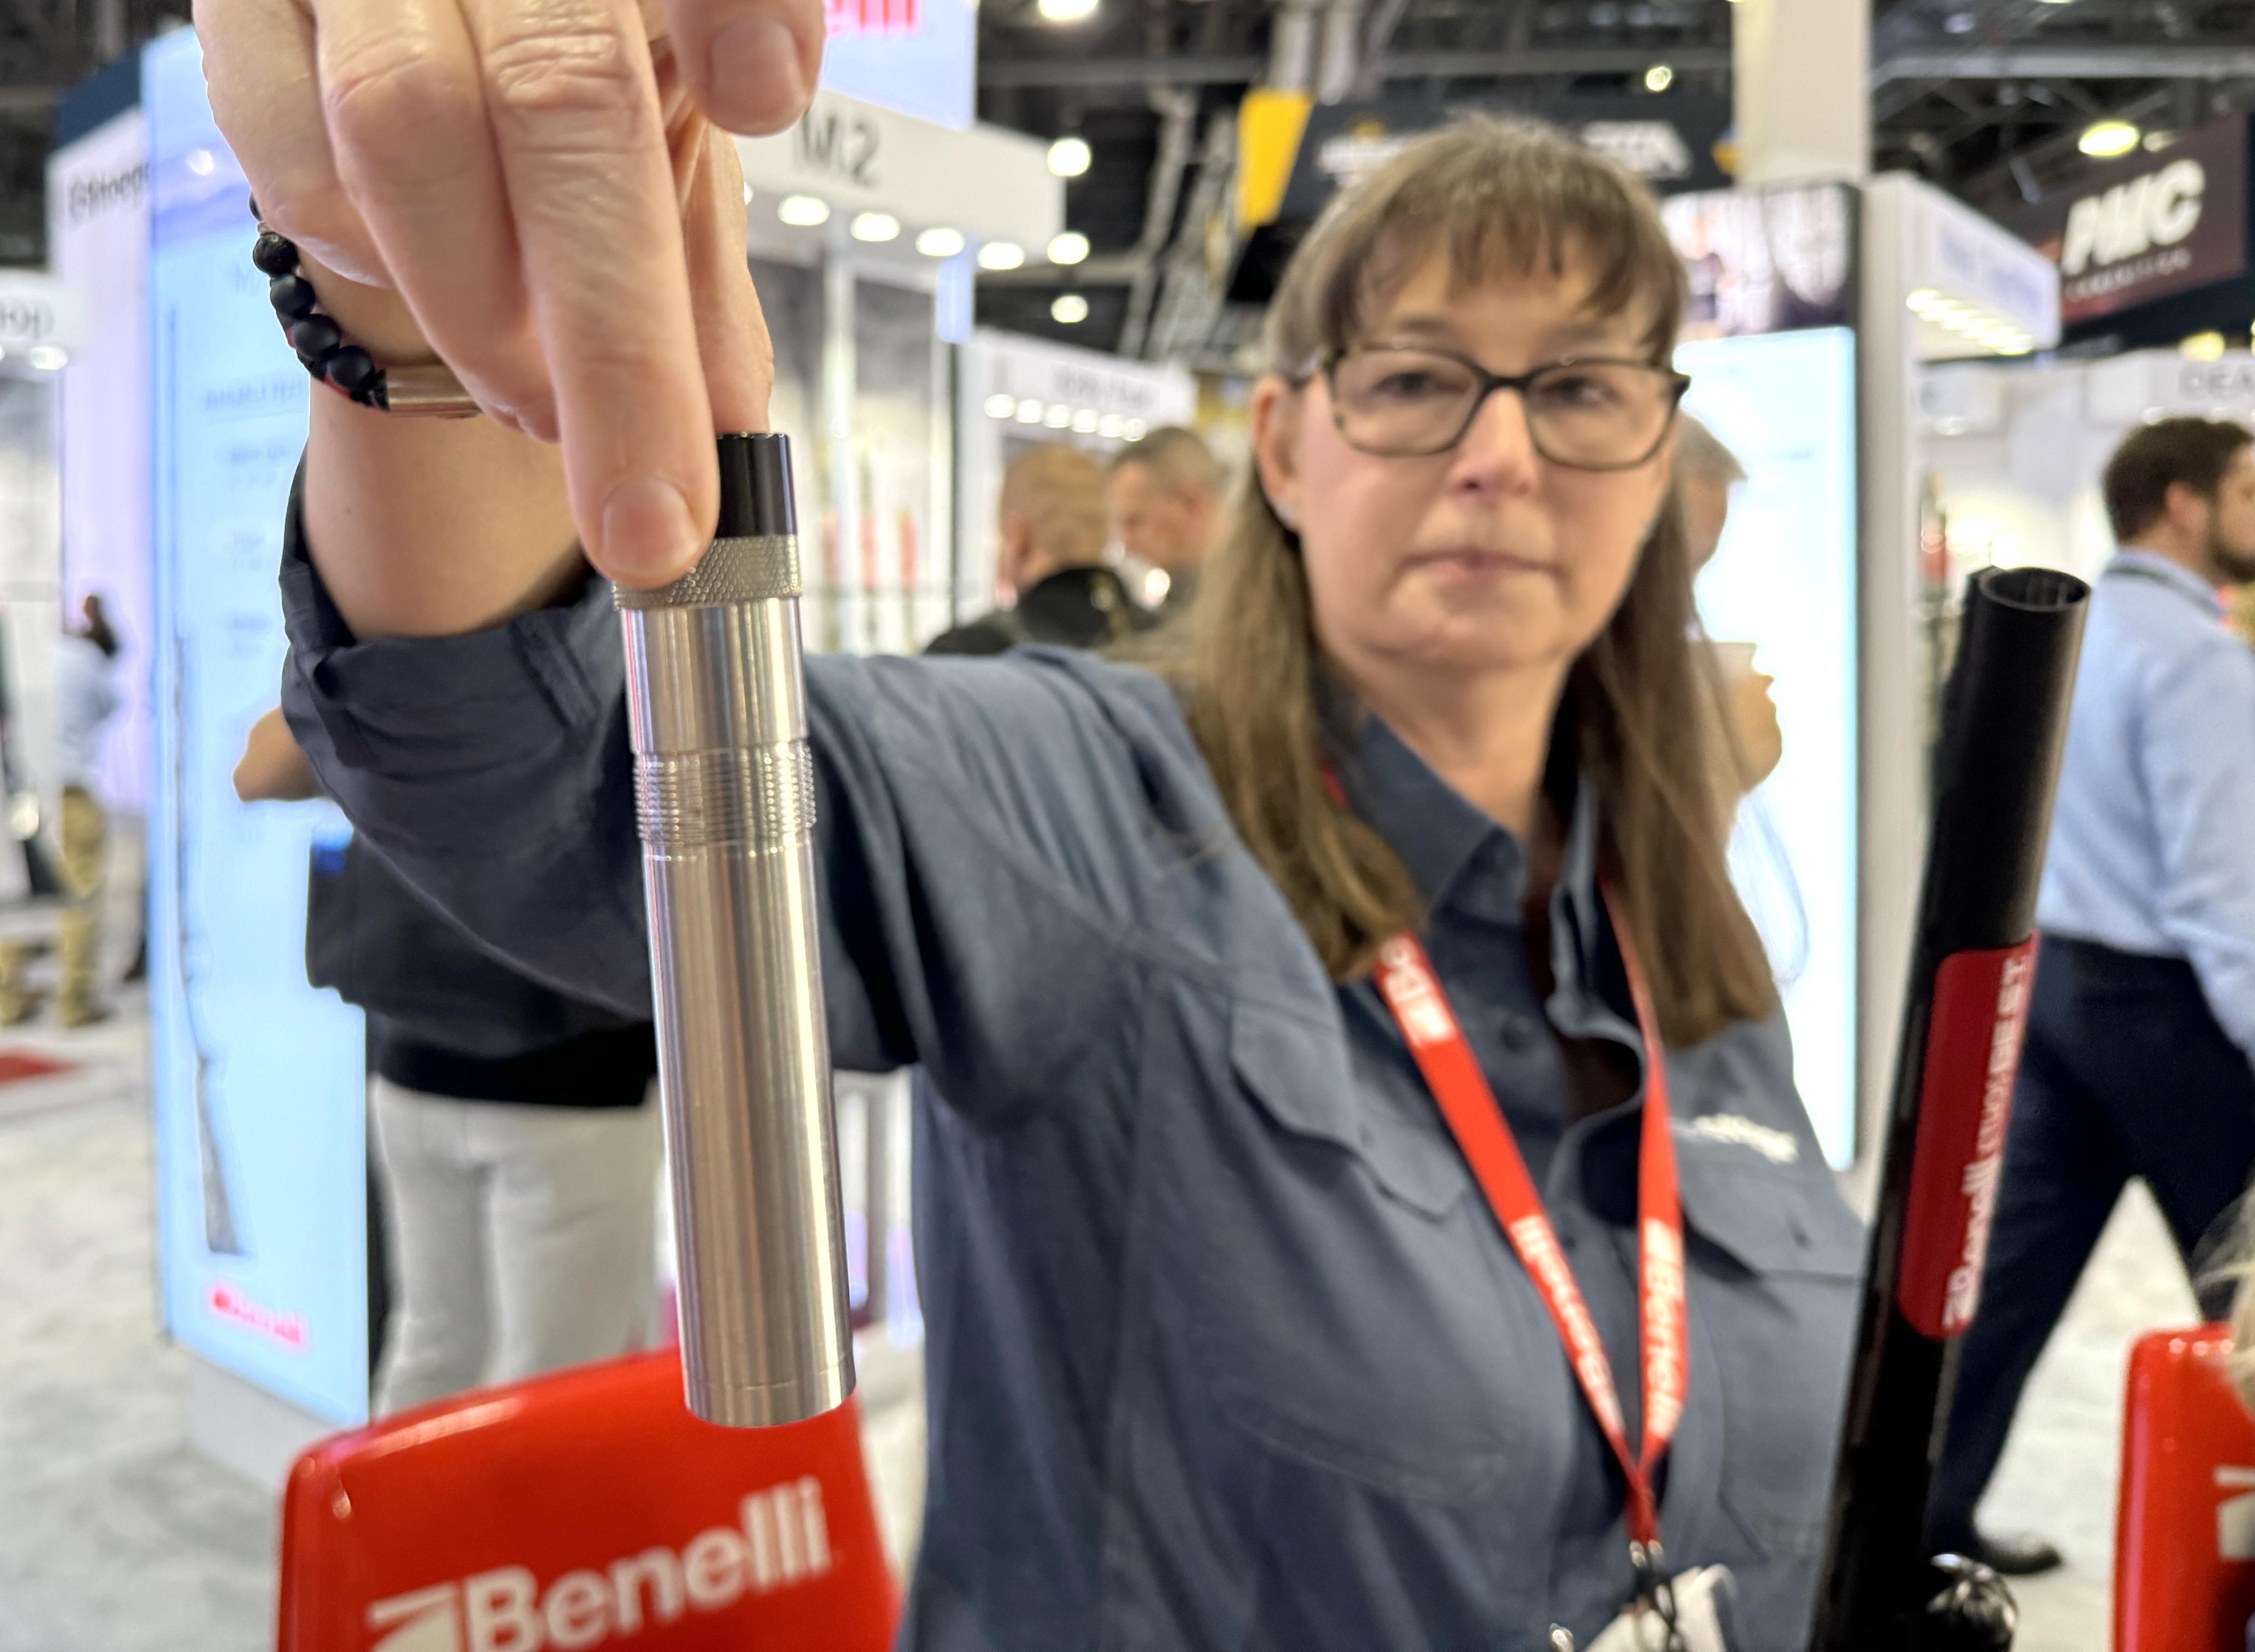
[1895,940,2039,1340]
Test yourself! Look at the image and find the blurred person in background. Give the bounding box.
[1108,424,1222,614]
[13,594,123,1027]
[1674,413,1741,574]
[56,594,120,1025]
[235,707,662,1413]
[926,442,1152,656]
[1675,416,1781,808]
[215,18,1864,1625]
[1929,417,2255,1577]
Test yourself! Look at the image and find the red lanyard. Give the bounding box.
[1369,885,1687,1553]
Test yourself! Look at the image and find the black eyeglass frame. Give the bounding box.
[1310,345,1693,471]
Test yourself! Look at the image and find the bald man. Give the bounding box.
[926,443,1155,657]
[1109,426,1222,613]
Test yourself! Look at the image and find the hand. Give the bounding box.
[196,0,822,585]
[1727,671,1783,791]
[234,707,322,803]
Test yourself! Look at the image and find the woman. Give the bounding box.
[211,15,1858,1639]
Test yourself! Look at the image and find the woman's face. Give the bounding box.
[1252,252,1675,696]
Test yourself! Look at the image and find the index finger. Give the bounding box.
[666,0,824,135]
[466,0,716,585]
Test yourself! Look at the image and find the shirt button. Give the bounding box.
[1499,1013,1539,1052]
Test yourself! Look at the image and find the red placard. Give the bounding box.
[1896,940,2039,1340]
[277,1352,897,1652]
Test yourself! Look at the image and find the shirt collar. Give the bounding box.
[1331,711,1603,926]
[2109,549,2224,618]
[1331,707,1628,1038]
[1335,714,1511,903]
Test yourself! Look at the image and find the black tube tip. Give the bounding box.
[1970,565,2089,615]
[716,433,795,539]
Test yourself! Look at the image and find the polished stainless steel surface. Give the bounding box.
[620,529,855,1427]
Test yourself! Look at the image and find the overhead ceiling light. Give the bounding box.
[1098,413,1125,438]
[1122,418,1148,441]
[850,211,901,243]
[1052,294,1091,324]
[1045,403,1073,427]
[1047,231,1090,265]
[1015,398,1044,423]
[777,194,831,227]
[1643,64,1674,93]
[2078,120,2141,158]
[1037,0,1099,18]
[1072,409,1101,433]
[26,345,65,371]
[2183,331,2228,361]
[916,226,966,258]
[984,392,1018,419]
[1048,136,1093,178]
[978,241,1027,271]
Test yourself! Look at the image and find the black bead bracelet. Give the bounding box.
[248,196,477,419]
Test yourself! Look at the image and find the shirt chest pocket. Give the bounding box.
[1171,1000,1559,1506]
[1674,1143,1864,1559]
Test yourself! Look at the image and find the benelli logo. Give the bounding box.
[365,1479,832,1652]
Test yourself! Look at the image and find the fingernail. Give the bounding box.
[708,16,808,130]
[602,476,700,582]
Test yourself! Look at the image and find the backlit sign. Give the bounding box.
[2013,115,2250,324]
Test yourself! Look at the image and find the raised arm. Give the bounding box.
[198,0,817,624]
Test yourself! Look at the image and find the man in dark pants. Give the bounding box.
[1930,417,2255,1575]
[927,443,1154,657]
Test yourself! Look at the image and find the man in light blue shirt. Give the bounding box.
[1932,417,2255,1575]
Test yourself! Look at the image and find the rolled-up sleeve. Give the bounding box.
[2142,637,2255,1060]
[279,491,1213,1121]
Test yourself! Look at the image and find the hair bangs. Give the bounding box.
[1282,115,1687,375]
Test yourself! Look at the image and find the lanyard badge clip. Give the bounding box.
[1630,1541,1690,1652]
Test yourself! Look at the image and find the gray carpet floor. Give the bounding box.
[0,999,2191,1651]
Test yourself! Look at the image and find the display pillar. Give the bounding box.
[817,249,857,655]
[1732,0,1870,184]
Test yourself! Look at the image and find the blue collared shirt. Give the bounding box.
[278,501,1860,1652]
[2037,549,2255,1060]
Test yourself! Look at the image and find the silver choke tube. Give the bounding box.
[616,432,855,1427]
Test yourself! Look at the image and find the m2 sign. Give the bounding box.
[2014,114,2250,324]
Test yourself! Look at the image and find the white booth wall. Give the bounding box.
[1918,349,2243,590]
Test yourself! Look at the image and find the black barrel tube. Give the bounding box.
[1810,565,2089,1651]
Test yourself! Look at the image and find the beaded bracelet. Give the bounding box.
[249,196,480,418]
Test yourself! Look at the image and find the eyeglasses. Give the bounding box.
[1319,346,1692,470]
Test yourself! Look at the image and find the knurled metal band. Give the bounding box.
[614,536,801,611]
[635,743,817,852]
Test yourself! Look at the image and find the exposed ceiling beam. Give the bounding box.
[1874,47,2255,86]
[980,54,1263,88]
[981,45,1731,90]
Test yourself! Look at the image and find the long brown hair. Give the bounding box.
[1155,114,1774,1047]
